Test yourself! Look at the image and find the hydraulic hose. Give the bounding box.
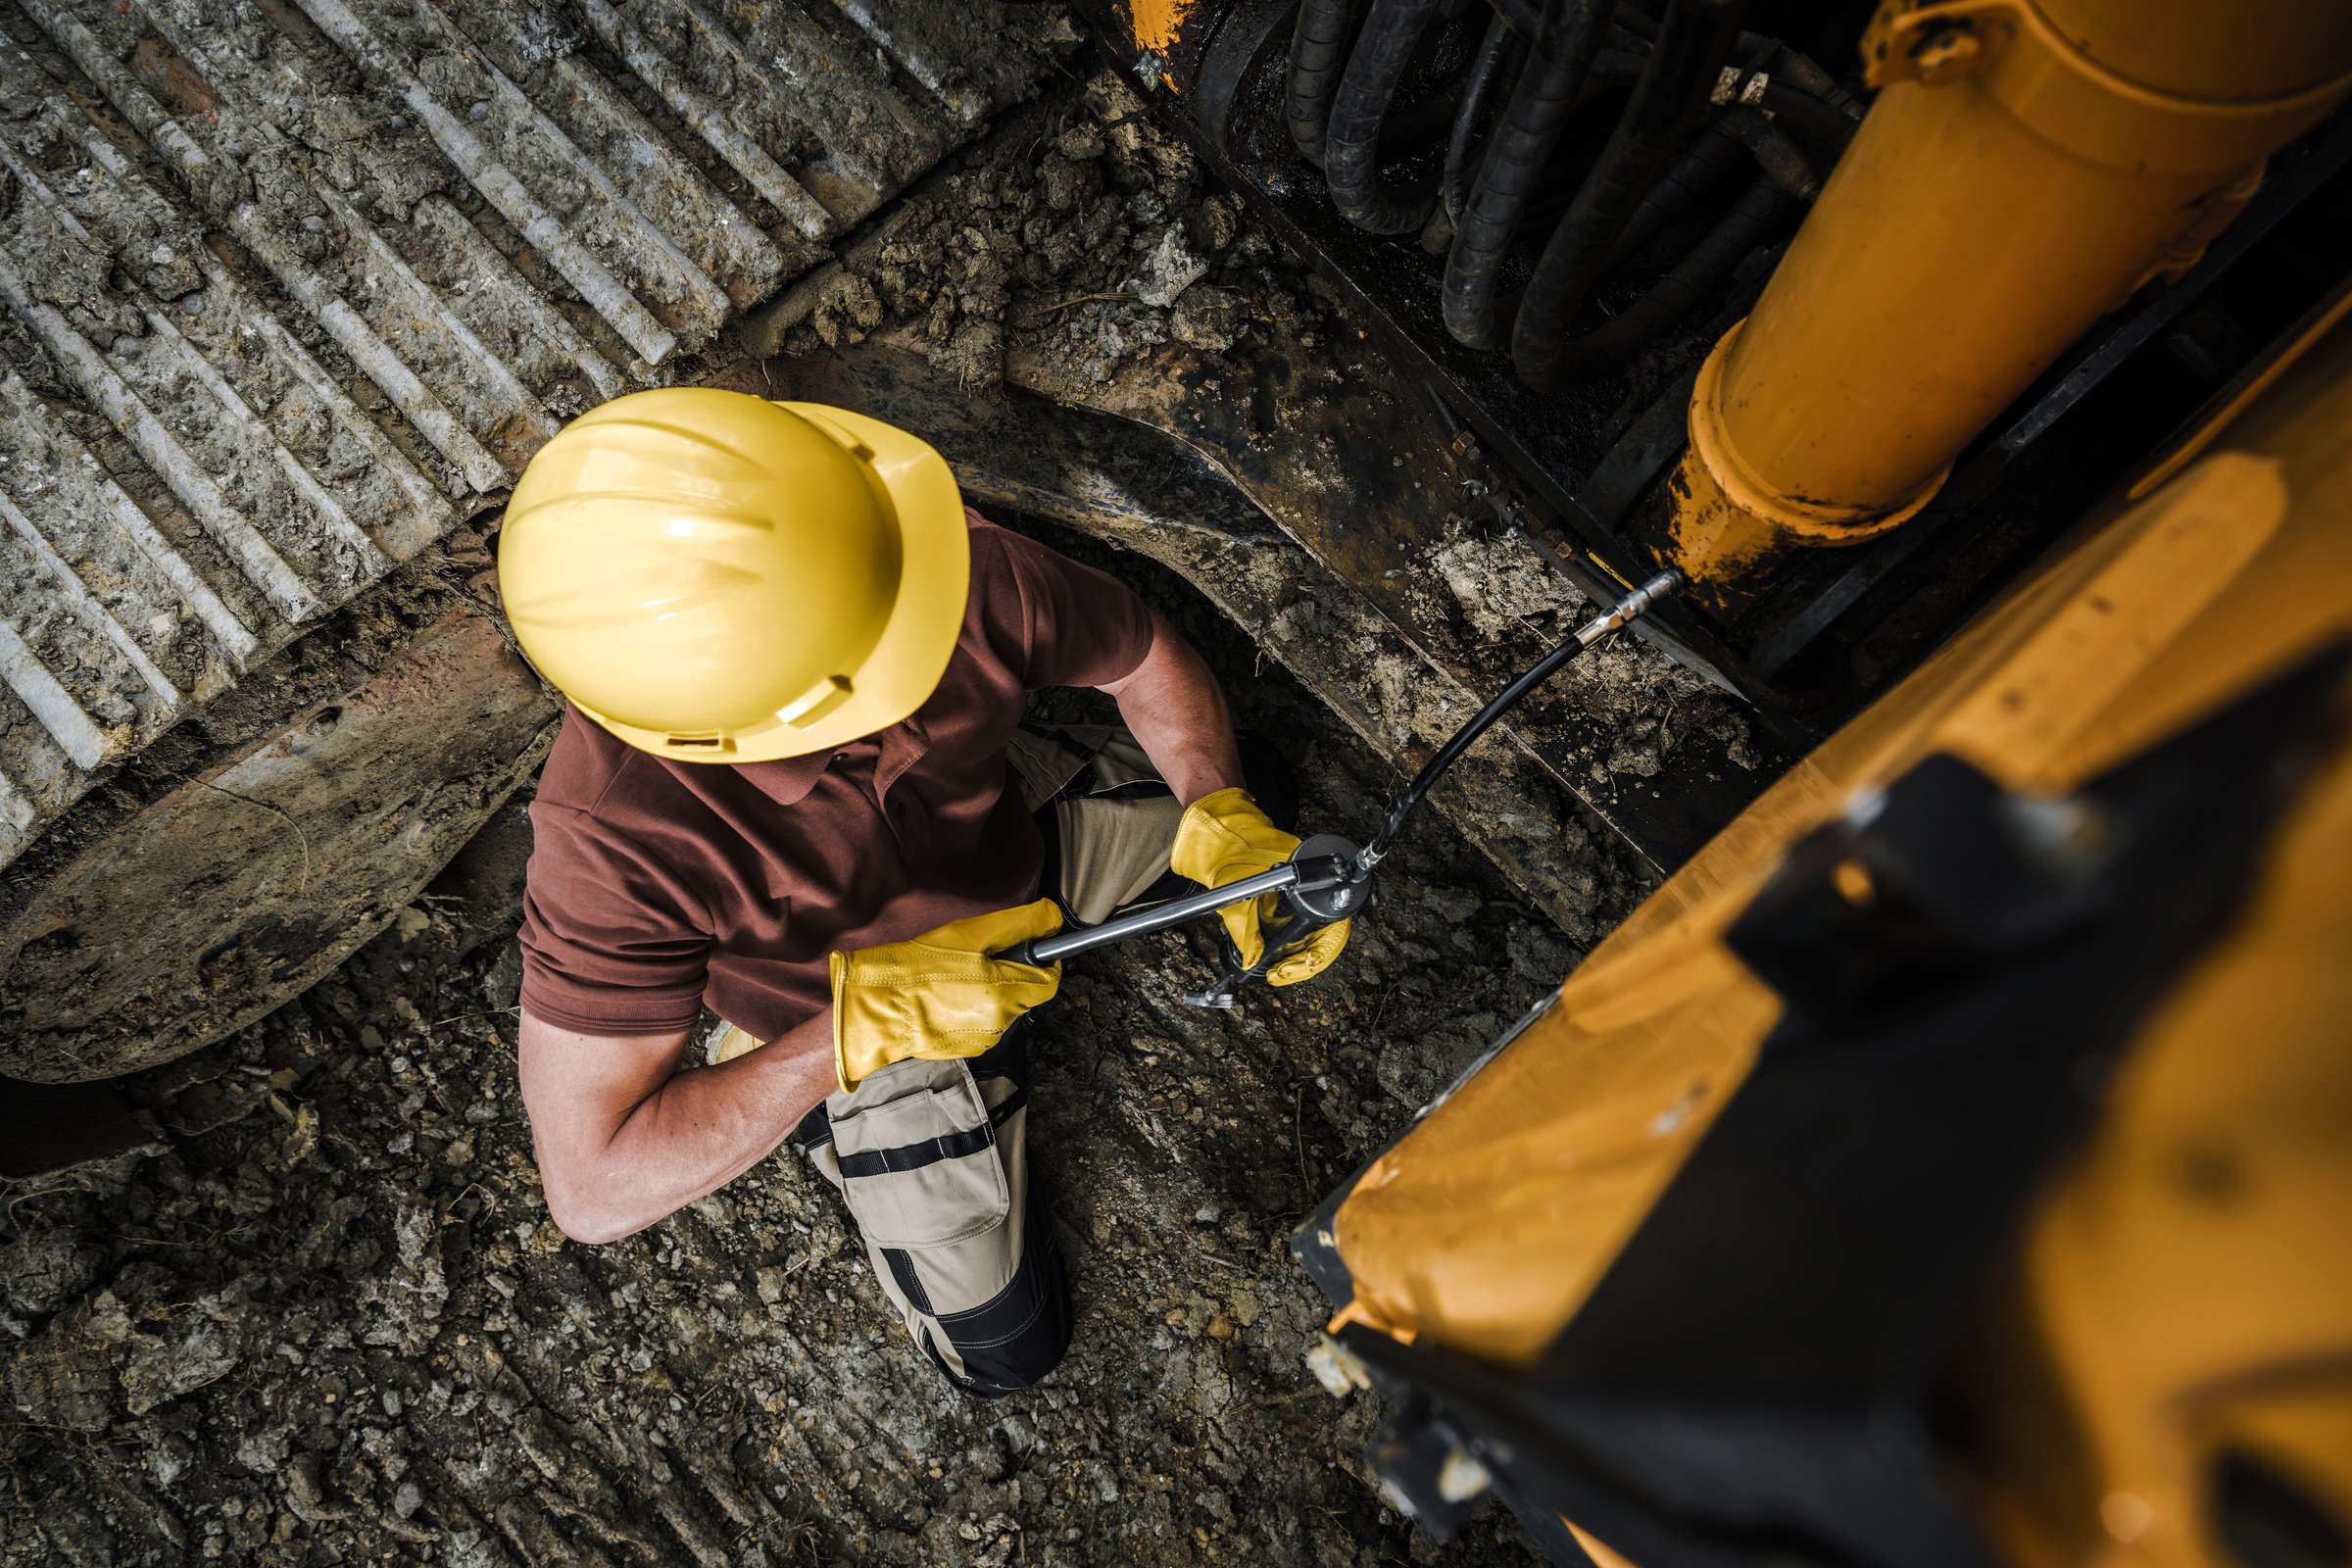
[1325,0,1448,234]
[1443,12,1529,220]
[1287,0,1356,168]
[1555,173,1793,373]
[1595,115,1750,275]
[1600,18,1656,52]
[1510,133,1798,385]
[1510,0,1747,389]
[1518,105,1808,274]
[1716,104,1822,200]
[1709,43,1859,152]
[1381,75,1473,164]
[1756,79,1859,149]
[1609,2,1657,39]
[1769,47,1859,118]
[1587,45,1654,82]
[1442,0,1604,351]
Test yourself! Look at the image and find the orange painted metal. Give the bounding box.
[1662,0,2352,603]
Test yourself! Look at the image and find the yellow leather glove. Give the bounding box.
[829,899,1063,1092]
[1168,786,1351,986]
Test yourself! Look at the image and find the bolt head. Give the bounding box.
[1911,26,1984,85]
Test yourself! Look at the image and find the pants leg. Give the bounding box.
[1044,730,1189,924]
[1008,721,1301,926]
[791,1021,1071,1396]
[1007,723,1188,924]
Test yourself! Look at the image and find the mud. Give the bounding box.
[0,529,562,1085]
[1,516,1628,1565]
[1408,519,1762,783]
[770,71,1276,398]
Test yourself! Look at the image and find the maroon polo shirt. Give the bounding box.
[515,513,1155,1042]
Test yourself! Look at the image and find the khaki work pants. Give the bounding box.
[715,723,1185,1395]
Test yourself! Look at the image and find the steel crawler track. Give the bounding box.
[0,0,1065,868]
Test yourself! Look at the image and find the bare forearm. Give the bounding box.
[591,1027,832,1233]
[1103,612,1243,805]
[518,1010,836,1244]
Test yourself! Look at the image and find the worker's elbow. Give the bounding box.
[539,1177,640,1248]
[546,1208,619,1248]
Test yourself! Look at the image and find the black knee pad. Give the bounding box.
[923,1212,1073,1398]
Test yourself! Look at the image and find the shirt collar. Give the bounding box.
[731,749,841,807]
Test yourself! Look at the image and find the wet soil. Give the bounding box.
[2,520,1646,1566]
[765,68,1297,397]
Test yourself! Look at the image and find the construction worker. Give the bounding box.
[496,389,1348,1396]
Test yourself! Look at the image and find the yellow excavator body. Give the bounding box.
[1324,1,2352,1560]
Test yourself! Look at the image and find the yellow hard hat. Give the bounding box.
[498,389,969,763]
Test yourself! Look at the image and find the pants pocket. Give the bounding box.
[824,1057,1010,1250]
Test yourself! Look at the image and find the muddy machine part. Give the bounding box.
[1192,0,2352,1561]
[0,0,1068,1086]
[1073,0,2352,760]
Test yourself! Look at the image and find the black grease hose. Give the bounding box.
[1355,571,1681,873]
[1509,0,1747,389]
[1443,11,1528,220]
[1287,0,1355,167]
[1324,0,1448,233]
[1442,0,1604,351]
[1001,574,1683,1001]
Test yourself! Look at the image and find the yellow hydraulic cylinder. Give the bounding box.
[1665,0,2352,603]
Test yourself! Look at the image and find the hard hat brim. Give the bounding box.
[576,404,972,763]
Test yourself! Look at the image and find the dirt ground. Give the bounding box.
[2,521,1654,1567]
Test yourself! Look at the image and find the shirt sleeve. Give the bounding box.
[516,800,711,1037]
[979,514,1157,690]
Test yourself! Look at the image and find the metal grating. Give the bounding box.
[0,0,1065,867]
